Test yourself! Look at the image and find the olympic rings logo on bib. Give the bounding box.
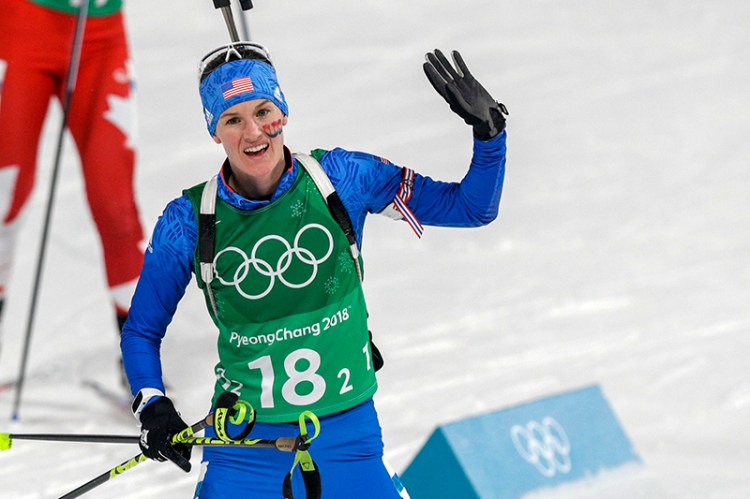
[214,223,334,300]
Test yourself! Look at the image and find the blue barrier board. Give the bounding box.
[401,384,640,498]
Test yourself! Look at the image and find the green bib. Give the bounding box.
[186,169,377,423]
[30,0,122,16]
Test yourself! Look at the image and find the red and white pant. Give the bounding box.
[0,0,144,316]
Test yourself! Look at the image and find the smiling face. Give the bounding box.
[212,98,288,199]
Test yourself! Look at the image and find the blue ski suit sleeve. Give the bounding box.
[322,131,507,243]
[409,132,506,226]
[120,196,197,395]
[121,132,506,395]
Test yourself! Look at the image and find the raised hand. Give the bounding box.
[424,49,508,140]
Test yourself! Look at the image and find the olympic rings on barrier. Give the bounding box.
[214,223,334,300]
[510,417,572,477]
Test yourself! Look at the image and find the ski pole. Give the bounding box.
[58,454,149,499]
[4,394,252,452]
[0,431,304,451]
[11,0,90,422]
[212,0,254,42]
[0,432,138,450]
[212,0,241,42]
[56,413,214,499]
[179,435,302,451]
[237,0,254,41]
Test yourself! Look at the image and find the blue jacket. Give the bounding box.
[121,132,507,396]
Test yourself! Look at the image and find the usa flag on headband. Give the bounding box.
[222,76,254,100]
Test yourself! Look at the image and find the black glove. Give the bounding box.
[139,397,192,472]
[423,49,508,140]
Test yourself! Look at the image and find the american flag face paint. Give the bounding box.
[262,117,286,138]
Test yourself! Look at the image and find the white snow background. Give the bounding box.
[1,0,749,497]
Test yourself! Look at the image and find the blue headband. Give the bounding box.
[199,59,289,136]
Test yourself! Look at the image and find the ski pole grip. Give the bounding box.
[212,0,231,7]
[240,0,254,10]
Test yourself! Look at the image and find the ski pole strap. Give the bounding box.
[297,410,320,445]
[282,411,322,499]
[213,392,256,442]
[283,450,321,499]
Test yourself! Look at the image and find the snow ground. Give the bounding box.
[1,0,749,497]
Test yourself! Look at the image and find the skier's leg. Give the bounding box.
[65,11,144,388]
[196,400,407,498]
[66,11,145,321]
[0,0,67,322]
[311,399,408,499]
